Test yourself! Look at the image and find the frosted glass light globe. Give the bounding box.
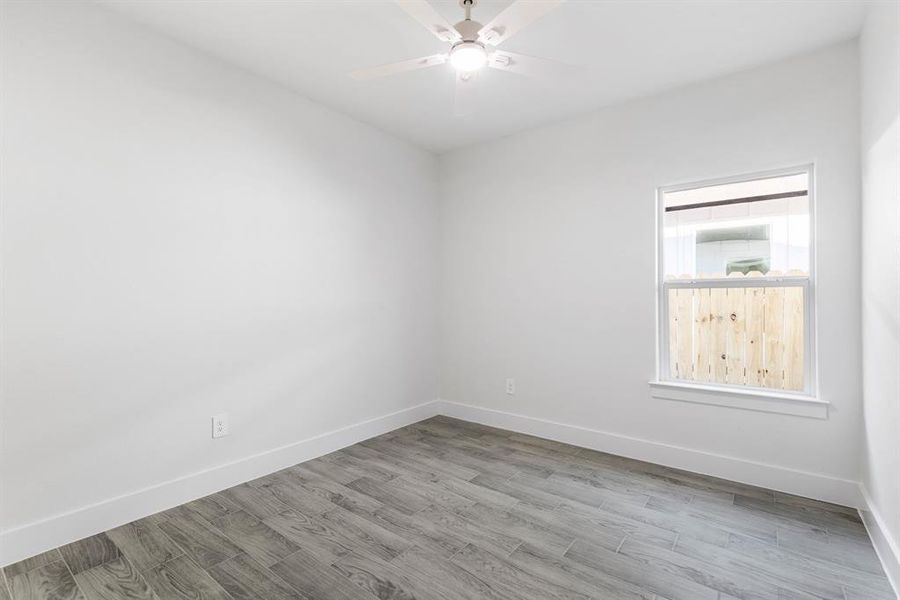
[450,42,487,72]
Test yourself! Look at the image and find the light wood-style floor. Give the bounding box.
[2,416,894,600]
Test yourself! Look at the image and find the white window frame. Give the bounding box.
[653,165,821,417]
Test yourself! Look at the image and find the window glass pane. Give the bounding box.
[667,285,804,391]
[663,173,809,279]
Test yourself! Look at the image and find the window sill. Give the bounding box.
[649,381,828,419]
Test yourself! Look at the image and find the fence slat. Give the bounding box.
[694,288,712,382]
[725,287,746,385]
[783,287,804,391]
[745,287,765,387]
[675,289,694,379]
[711,288,728,382]
[763,286,786,389]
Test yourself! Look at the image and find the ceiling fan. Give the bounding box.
[349,0,567,115]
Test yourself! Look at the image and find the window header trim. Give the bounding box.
[664,190,808,212]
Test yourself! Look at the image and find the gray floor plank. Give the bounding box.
[7,560,85,600]
[345,477,430,516]
[507,542,654,600]
[0,572,10,600]
[106,519,182,573]
[157,510,241,570]
[391,546,508,600]
[141,556,231,600]
[218,485,292,521]
[180,494,244,524]
[318,506,411,562]
[331,551,432,600]
[205,554,297,600]
[4,551,63,579]
[413,505,522,558]
[289,468,386,514]
[211,511,300,568]
[565,537,720,600]
[270,547,378,600]
[73,557,157,600]
[263,509,356,562]
[342,504,469,559]
[59,534,121,575]
[449,544,590,600]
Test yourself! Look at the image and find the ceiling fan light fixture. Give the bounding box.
[449,41,487,72]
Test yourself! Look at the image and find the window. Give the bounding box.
[657,167,814,396]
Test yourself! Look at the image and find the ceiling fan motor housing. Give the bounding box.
[453,18,483,42]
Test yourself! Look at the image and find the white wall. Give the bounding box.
[0,0,437,556]
[859,0,900,586]
[439,43,862,501]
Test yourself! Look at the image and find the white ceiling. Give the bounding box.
[99,0,867,153]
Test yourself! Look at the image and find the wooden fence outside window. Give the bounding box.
[666,271,805,391]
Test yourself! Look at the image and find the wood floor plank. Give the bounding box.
[386,476,475,511]
[775,527,885,576]
[724,531,896,598]
[515,500,676,552]
[453,502,574,556]
[672,532,844,600]
[318,507,412,562]
[256,470,338,515]
[345,477,430,516]
[181,494,244,523]
[507,542,653,600]
[733,494,867,538]
[106,519,182,573]
[7,560,85,600]
[3,550,63,579]
[429,477,518,510]
[565,538,720,600]
[73,557,157,600]
[205,554,297,600]
[342,504,469,559]
[355,438,480,482]
[413,505,522,558]
[616,537,780,600]
[263,509,356,562]
[468,473,563,509]
[321,451,400,483]
[219,484,292,521]
[141,556,231,600]
[157,510,241,570]
[297,455,365,485]
[59,534,121,575]
[0,573,10,600]
[289,468,386,514]
[331,551,430,600]
[449,543,590,600]
[391,546,508,600]
[211,511,300,567]
[270,547,378,600]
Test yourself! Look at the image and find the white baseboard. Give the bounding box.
[0,400,442,567]
[435,400,863,508]
[859,485,900,598]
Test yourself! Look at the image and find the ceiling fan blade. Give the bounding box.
[488,50,575,78]
[478,0,564,46]
[395,0,462,43]
[350,53,448,81]
[454,71,478,117]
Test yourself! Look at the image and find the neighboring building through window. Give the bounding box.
[659,168,813,393]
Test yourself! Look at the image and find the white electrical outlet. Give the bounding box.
[212,413,229,438]
[505,378,515,395]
